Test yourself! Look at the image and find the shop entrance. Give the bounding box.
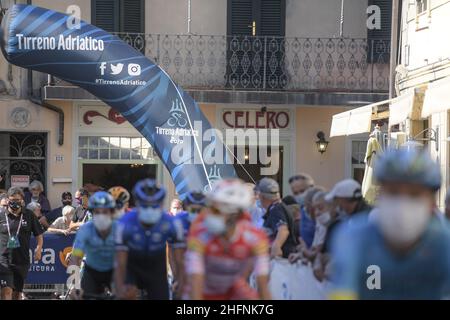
[233,145,284,195]
[81,163,157,206]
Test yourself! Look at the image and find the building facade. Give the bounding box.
[395,0,450,209]
[0,0,390,208]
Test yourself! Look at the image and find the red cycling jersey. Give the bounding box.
[185,212,270,300]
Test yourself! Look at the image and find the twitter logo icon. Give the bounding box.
[110,63,124,75]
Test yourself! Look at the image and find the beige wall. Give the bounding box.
[286,0,368,38]
[401,0,450,70]
[0,99,73,208]
[33,0,91,22]
[30,0,370,37]
[295,106,347,190]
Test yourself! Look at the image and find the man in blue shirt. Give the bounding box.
[114,179,185,300]
[70,191,117,299]
[330,148,450,300]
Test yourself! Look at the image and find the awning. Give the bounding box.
[330,100,390,137]
[422,77,450,118]
[388,91,416,126]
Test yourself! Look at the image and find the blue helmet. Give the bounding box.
[374,148,441,191]
[88,191,116,210]
[184,191,206,206]
[133,179,166,208]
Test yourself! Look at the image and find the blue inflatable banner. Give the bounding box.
[27,233,75,285]
[0,5,236,198]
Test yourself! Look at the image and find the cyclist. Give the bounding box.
[170,191,206,297]
[114,179,185,300]
[108,186,131,219]
[179,191,206,232]
[185,178,271,300]
[330,148,450,299]
[69,191,116,300]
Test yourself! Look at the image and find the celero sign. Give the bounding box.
[222,110,290,129]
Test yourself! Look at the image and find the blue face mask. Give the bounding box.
[138,207,162,224]
[255,199,262,208]
[295,193,306,206]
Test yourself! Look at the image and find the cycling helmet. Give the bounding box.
[108,186,131,209]
[133,179,166,208]
[374,148,441,191]
[206,179,252,214]
[184,191,206,207]
[88,191,116,210]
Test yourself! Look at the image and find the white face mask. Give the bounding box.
[139,207,162,224]
[204,214,226,235]
[316,211,331,225]
[114,208,125,220]
[93,214,112,231]
[376,195,431,246]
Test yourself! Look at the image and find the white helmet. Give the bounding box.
[206,179,252,214]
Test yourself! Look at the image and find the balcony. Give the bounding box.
[41,34,391,104]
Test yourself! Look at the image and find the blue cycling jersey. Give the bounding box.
[176,211,192,239]
[330,216,450,299]
[115,209,185,257]
[72,221,116,272]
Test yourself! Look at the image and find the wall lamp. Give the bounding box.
[316,131,329,154]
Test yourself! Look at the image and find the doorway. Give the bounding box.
[233,145,284,195]
[81,163,157,206]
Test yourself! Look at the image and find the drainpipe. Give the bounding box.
[26,0,64,146]
[28,70,64,146]
[187,0,192,34]
[339,0,345,37]
[389,0,401,99]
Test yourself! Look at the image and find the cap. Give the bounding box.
[282,195,298,206]
[325,179,362,202]
[257,178,280,197]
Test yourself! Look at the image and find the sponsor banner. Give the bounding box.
[0,4,236,198]
[26,233,75,284]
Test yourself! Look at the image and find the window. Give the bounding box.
[351,140,368,184]
[78,136,155,161]
[92,0,144,33]
[226,0,286,89]
[0,133,47,192]
[416,0,428,15]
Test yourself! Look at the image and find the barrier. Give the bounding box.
[26,233,75,285]
[268,259,327,300]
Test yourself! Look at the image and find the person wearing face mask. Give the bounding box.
[70,188,91,232]
[329,148,450,300]
[324,179,371,226]
[114,179,185,300]
[69,191,117,300]
[169,199,183,216]
[289,191,330,265]
[24,180,51,217]
[186,179,271,300]
[0,187,44,300]
[47,205,75,236]
[47,192,73,225]
[171,191,205,298]
[289,174,315,206]
[177,191,206,236]
[0,193,8,210]
[258,178,299,259]
[108,186,131,219]
[245,183,265,228]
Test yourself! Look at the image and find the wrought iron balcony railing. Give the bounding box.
[47,34,391,93]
